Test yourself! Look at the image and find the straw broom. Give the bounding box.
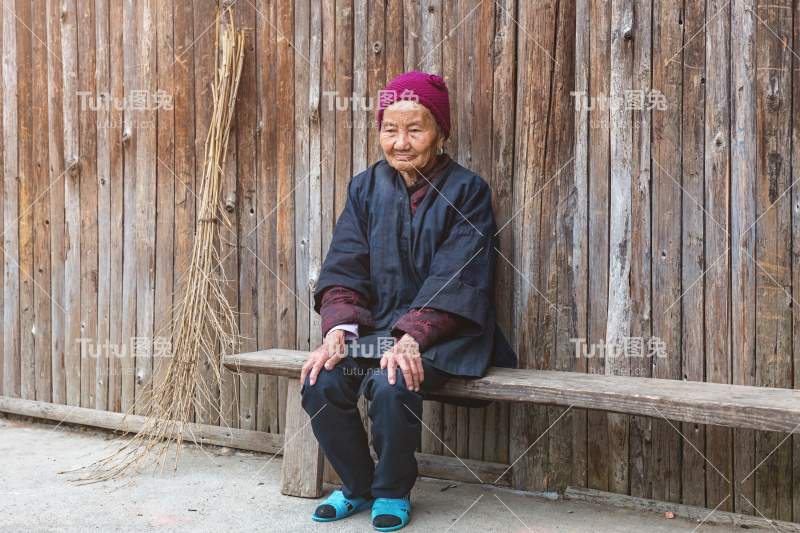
[65,7,245,484]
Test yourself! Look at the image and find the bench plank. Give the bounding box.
[224,349,800,433]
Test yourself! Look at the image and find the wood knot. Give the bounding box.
[623,30,633,42]
[766,92,782,113]
[428,5,435,13]
[373,41,382,54]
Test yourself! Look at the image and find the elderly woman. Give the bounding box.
[300,71,516,531]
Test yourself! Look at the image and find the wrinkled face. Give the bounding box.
[379,100,444,174]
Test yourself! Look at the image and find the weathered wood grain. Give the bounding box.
[62,0,81,408]
[77,0,98,410]
[224,349,800,433]
[587,0,611,493]
[17,0,34,403]
[651,0,684,504]
[280,377,324,498]
[94,0,111,412]
[255,0,279,436]
[730,0,758,515]
[234,0,258,432]
[753,0,793,520]
[2,0,19,400]
[46,0,66,406]
[32,0,51,404]
[680,0,706,509]
[704,0,732,512]
[629,0,653,500]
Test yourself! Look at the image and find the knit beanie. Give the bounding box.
[376,71,451,138]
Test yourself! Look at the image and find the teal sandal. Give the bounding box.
[371,497,411,531]
[312,489,374,522]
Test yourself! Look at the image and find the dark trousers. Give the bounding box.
[300,356,451,499]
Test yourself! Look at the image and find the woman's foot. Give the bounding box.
[371,495,411,531]
[312,489,375,522]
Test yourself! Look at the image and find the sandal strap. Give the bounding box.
[318,490,365,517]
[371,497,411,520]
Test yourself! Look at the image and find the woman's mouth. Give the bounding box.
[394,154,414,161]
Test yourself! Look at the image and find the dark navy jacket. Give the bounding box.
[313,158,517,378]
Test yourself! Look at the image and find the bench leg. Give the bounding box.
[280,377,324,498]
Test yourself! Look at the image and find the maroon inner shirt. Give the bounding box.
[319,153,468,352]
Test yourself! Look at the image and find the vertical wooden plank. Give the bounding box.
[78,0,98,410]
[753,0,793,521]
[133,0,156,416]
[651,0,683,504]
[17,0,35,402]
[33,0,55,403]
[0,0,4,397]
[2,0,19,399]
[792,0,800,521]
[154,0,175,400]
[571,0,590,489]
[62,0,82,408]
[120,0,138,414]
[485,0,515,466]
[106,0,124,412]
[308,0,322,352]
[275,0,296,433]
[680,0,707,509]
[295,0,311,357]
[234,0,258,431]
[191,0,215,424]
[547,0,577,493]
[94,0,111,411]
[629,0,654,500]
[587,0,610,492]
[607,0,633,496]
[704,0,732,512]
[171,0,195,419]
[46,0,66,406]
[730,0,757,515]
[255,0,279,435]
[510,0,558,493]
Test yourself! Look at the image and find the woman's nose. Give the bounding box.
[394,132,411,150]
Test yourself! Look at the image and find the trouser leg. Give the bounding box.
[300,356,374,499]
[361,360,451,498]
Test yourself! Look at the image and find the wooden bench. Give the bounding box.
[223,348,800,498]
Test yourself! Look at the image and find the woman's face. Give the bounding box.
[379,100,443,174]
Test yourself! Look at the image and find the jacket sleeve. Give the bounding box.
[407,179,498,337]
[319,286,374,338]
[313,179,372,314]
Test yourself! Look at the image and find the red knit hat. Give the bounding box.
[376,71,451,138]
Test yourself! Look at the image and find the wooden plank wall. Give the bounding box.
[1,0,799,520]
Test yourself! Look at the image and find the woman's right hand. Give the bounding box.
[301,329,347,386]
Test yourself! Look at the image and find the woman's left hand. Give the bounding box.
[381,333,424,392]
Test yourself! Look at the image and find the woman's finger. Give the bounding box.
[309,359,325,385]
[397,356,414,390]
[386,355,397,385]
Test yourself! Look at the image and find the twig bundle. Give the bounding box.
[66,7,245,484]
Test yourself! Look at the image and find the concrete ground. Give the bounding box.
[0,416,754,533]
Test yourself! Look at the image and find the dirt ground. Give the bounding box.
[0,416,761,532]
